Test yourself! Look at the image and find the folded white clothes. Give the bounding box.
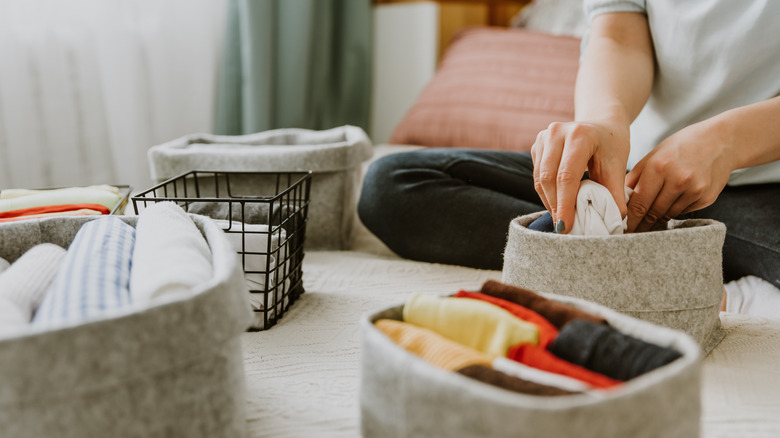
[33,217,135,328]
[214,219,288,293]
[570,180,632,236]
[492,357,591,393]
[0,244,67,323]
[249,290,290,330]
[213,218,293,329]
[188,201,292,226]
[724,275,780,318]
[0,257,9,274]
[130,202,213,306]
[0,184,120,200]
[0,185,121,213]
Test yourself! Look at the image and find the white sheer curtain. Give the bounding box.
[0,0,227,191]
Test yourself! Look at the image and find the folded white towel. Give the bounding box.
[0,184,120,200]
[33,217,135,328]
[214,219,289,293]
[492,357,591,392]
[130,202,213,306]
[570,180,631,236]
[0,257,9,274]
[213,219,292,329]
[0,244,66,322]
[0,186,121,213]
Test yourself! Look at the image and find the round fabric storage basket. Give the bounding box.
[502,212,726,353]
[360,294,702,438]
[147,125,373,250]
[0,215,252,438]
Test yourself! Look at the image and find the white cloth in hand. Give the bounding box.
[570,180,631,236]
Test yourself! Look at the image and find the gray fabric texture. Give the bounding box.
[502,212,726,353]
[147,125,373,250]
[360,294,702,438]
[0,215,252,438]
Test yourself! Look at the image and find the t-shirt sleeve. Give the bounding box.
[583,0,646,22]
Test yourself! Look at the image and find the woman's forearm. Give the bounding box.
[575,13,655,131]
[714,95,780,171]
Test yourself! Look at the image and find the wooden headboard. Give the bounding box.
[374,0,532,59]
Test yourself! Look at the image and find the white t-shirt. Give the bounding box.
[583,0,780,185]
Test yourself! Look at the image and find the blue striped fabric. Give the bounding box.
[33,217,135,328]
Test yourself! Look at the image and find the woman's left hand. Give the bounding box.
[625,119,735,232]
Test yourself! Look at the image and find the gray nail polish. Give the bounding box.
[555,219,565,234]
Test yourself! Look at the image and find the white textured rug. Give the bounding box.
[241,249,780,437]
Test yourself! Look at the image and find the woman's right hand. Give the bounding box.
[530,119,631,234]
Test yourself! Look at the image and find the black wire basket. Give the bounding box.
[131,170,312,330]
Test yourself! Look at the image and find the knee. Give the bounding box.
[358,154,407,228]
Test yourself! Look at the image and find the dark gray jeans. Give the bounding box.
[358,148,780,289]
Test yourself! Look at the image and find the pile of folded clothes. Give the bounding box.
[0,185,125,222]
[185,200,298,328]
[0,202,213,338]
[374,280,684,396]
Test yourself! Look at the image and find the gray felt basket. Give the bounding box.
[360,294,702,438]
[147,125,374,250]
[502,212,727,353]
[0,215,252,438]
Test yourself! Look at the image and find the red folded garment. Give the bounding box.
[0,203,110,220]
[480,280,607,329]
[455,290,559,348]
[508,344,621,390]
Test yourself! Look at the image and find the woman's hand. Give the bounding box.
[531,120,631,233]
[625,119,735,232]
[531,12,654,234]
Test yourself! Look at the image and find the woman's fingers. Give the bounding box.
[531,132,553,214]
[537,123,567,222]
[554,136,592,233]
[632,188,679,232]
[533,121,629,234]
[625,172,665,232]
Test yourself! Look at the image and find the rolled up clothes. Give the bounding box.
[480,280,607,329]
[0,244,67,322]
[456,364,577,397]
[492,357,591,393]
[507,344,621,389]
[33,217,135,328]
[130,202,213,306]
[454,290,559,348]
[375,319,495,371]
[548,320,683,381]
[403,293,538,356]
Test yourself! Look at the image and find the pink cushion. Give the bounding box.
[390,27,580,151]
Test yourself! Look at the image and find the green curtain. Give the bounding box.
[215,0,372,135]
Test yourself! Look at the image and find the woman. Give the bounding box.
[358,1,780,296]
